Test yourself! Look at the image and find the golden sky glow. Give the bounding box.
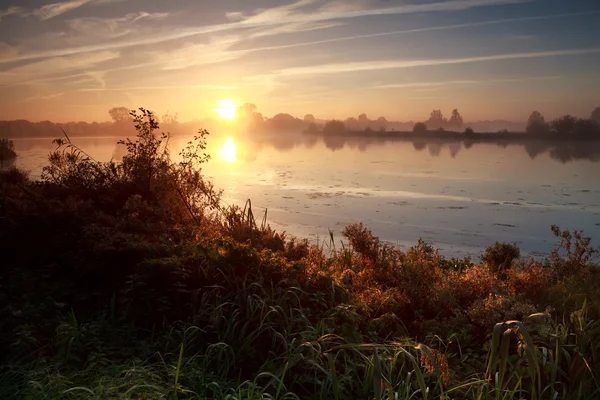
[0,1,599,122]
[215,99,237,120]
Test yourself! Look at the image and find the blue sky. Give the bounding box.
[0,0,599,122]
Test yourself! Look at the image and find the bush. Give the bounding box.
[0,138,16,162]
[413,122,428,133]
[480,242,520,273]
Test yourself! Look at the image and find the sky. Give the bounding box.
[0,0,599,123]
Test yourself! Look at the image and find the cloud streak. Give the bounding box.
[34,0,93,21]
[257,48,600,78]
[242,10,600,54]
[0,0,536,64]
[374,76,562,89]
[79,84,235,91]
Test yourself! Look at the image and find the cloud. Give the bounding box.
[242,10,599,54]
[66,12,169,39]
[33,0,93,21]
[230,0,533,26]
[0,0,536,64]
[21,92,65,103]
[253,48,600,78]
[0,42,18,59]
[0,6,25,20]
[148,36,245,70]
[374,76,562,89]
[0,51,119,85]
[247,21,343,39]
[79,84,235,91]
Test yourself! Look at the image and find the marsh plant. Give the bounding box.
[1,108,599,399]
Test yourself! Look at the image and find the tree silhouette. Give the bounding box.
[375,116,388,132]
[448,109,463,130]
[550,115,577,135]
[323,120,346,135]
[427,110,446,129]
[591,107,600,125]
[344,117,359,130]
[303,114,315,124]
[413,122,427,134]
[358,113,369,128]
[526,111,550,135]
[109,107,132,124]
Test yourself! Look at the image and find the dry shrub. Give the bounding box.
[467,293,537,328]
[506,260,553,301]
[443,265,503,306]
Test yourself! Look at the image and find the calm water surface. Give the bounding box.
[8,134,600,258]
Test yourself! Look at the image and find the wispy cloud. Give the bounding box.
[374,76,561,89]
[34,0,93,21]
[230,0,533,25]
[0,51,119,85]
[21,92,65,103]
[0,6,25,20]
[253,48,600,78]
[67,12,169,39]
[0,42,18,59]
[79,84,235,91]
[242,10,600,54]
[0,0,536,64]
[148,36,245,70]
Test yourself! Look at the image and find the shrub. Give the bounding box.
[413,122,428,133]
[480,242,520,274]
[0,138,16,162]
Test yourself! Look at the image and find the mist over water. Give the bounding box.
[9,133,600,258]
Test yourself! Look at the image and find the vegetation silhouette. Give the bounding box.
[1,107,600,399]
[0,138,16,165]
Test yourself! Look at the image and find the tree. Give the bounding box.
[109,107,132,124]
[323,120,346,135]
[413,122,427,134]
[591,107,600,126]
[448,109,463,130]
[526,111,550,135]
[344,117,359,131]
[375,116,388,132]
[550,115,577,135]
[358,113,369,128]
[303,114,315,124]
[464,127,475,136]
[427,109,446,129]
[573,118,600,136]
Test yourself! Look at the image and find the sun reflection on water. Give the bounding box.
[219,136,237,163]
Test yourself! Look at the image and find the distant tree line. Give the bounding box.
[525,108,600,136]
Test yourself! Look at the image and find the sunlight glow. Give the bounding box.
[215,99,237,120]
[219,137,237,163]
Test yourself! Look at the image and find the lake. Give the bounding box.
[6,133,600,259]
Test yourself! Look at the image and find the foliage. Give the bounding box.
[413,122,428,133]
[526,111,550,135]
[481,242,521,274]
[323,120,346,135]
[0,138,16,162]
[1,108,600,399]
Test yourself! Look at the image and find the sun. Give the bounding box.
[215,99,237,120]
[219,137,237,163]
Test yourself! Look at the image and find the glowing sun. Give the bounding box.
[215,99,237,120]
[220,137,237,163]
